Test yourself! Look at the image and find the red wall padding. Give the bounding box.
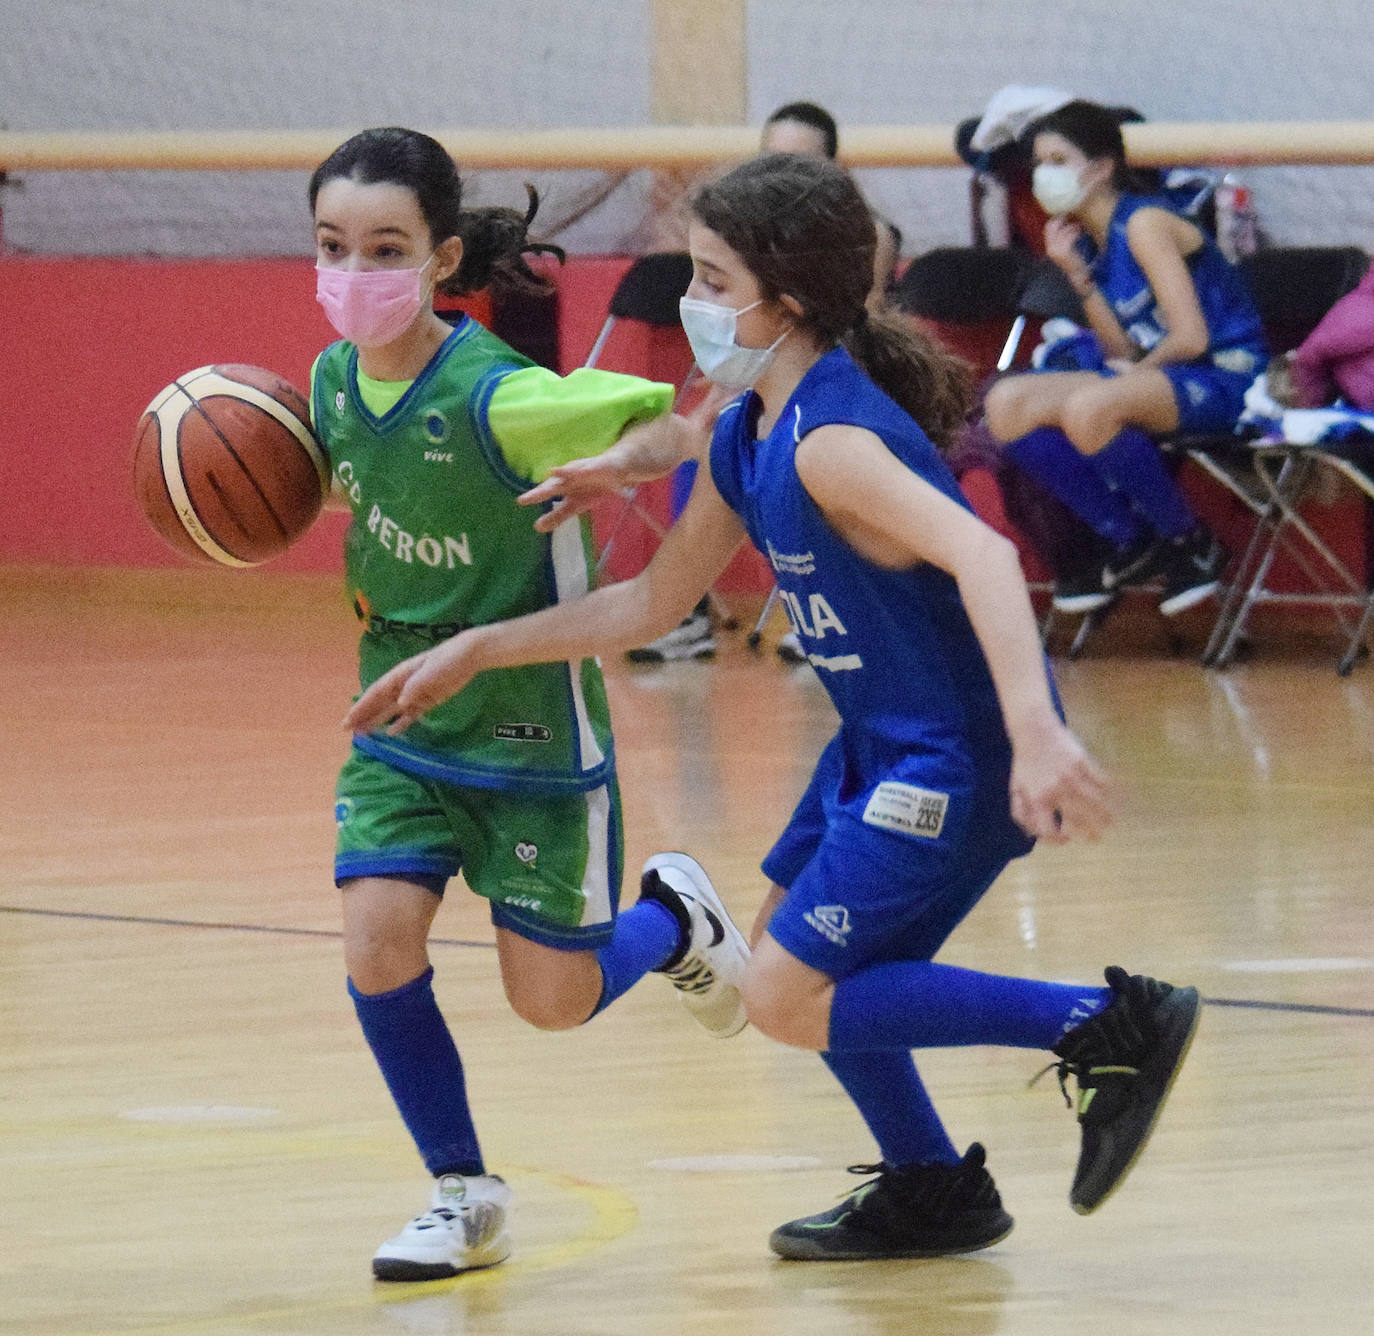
[6,253,1358,601]
[0,254,776,590]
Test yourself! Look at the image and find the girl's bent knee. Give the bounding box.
[741,977,827,1050]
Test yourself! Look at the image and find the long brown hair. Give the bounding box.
[690,153,971,449]
[309,126,563,296]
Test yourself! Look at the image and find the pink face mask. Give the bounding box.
[315,257,435,347]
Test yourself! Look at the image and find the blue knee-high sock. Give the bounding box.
[828,960,1109,1053]
[822,1049,960,1168]
[1090,427,1196,539]
[589,898,682,1017]
[349,966,484,1177]
[1005,425,1144,547]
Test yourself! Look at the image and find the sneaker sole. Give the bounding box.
[372,1234,513,1281]
[642,851,751,1038]
[769,1213,1014,1261]
[1052,591,1116,614]
[1158,581,1221,617]
[1070,988,1202,1215]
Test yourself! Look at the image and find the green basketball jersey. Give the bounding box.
[314,318,654,793]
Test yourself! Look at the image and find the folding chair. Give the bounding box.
[579,252,734,628]
[890,245,1032,379]
[1175,247,1373,668]
[1235,435,1374,673]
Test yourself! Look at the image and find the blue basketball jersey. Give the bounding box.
[1087,195,1267,373]
[710,347,1049,800]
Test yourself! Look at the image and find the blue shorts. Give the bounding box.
[760,737,1033,981]
[1041,329,1255,435]
[1160,360,1255,435]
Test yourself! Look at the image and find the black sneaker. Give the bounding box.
[768,1144,1013,1260]
[1049,966,1201,1215]
[1157,530,1228,616]
[1102,530,1171,591]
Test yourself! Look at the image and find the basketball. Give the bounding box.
[132,364,329,566]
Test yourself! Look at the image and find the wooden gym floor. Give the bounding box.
[1,565,1370,1336]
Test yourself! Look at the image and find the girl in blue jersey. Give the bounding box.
[985,100,1267,616]
[347,152,1202,1261]
[310,127,751,1282]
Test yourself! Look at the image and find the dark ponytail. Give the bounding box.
[444,185,565,297]
[843,310,973,452]
[692,154,972,450]
[309,126,564,297]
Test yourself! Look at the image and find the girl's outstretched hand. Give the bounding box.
[342,634,483,738]
[519,385,732,532]
[1008,719,1114,845]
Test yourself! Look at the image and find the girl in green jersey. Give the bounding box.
[310,127,749,1281]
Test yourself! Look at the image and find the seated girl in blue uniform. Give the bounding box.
[345,151,1202,1262]
[984,100,1267,615]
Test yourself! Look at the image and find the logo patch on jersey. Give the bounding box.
[423,411,451,445]
[804,904,852,946]
[335,389,346,413]
[494,723,553,743]
[862,781,949,839]
[514,841,538,865]
[334,797,356,827]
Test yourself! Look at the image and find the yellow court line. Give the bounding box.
[100,1167,639,1336]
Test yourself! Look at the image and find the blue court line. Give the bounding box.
[0,903,494,950]
[3,904,1371,1019]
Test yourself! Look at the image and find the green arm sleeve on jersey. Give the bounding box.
[485,366,674,482]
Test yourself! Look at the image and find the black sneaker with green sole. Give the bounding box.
[1050,966,1201,1214]
[768,1143,1013,1260]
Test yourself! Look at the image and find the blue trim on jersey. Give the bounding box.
[351,730,616,794]
[343,320,479,435]
[469,365,534,493]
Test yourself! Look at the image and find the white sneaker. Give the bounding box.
[372,1173,512,1281]
[641,852,751,1038]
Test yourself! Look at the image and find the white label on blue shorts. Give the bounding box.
[862,782,948,839]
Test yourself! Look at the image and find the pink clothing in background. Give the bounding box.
[1291,262,1374,411]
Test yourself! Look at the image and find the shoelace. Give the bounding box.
[840,1160,990,1217]
[1029,1057,1141,1110]
[665,956,717,995]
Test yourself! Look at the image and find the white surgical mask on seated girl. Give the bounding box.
[679,296,791,391]
[316,256,436,347]
[1031,163,1090,216]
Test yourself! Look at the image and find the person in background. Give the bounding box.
[984,100,1266,617]
[1274,259,1374,412]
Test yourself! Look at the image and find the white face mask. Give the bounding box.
[679,296,791,390]
[1032,163,1090,216]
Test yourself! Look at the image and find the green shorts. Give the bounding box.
[333,747,624,950]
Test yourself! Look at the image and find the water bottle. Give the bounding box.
[1215,173,1259,263]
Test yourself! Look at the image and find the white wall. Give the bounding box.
[3,0,1374,257]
